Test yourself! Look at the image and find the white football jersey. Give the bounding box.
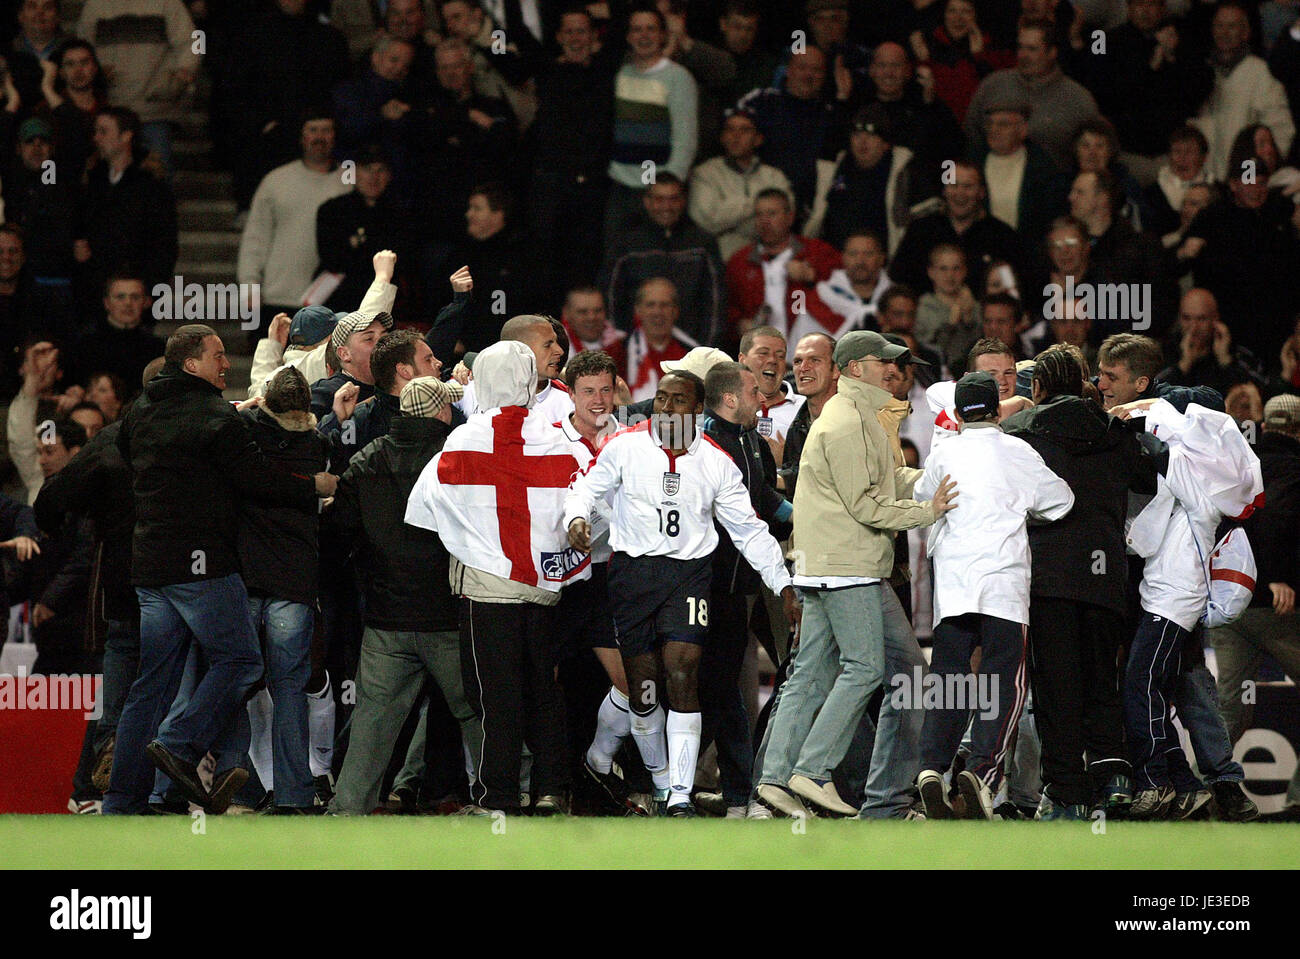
[556,414,618,565]
[564,421,792,595]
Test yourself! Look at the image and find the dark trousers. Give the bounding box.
[919,612,1026,792]
[459,598,569,811]
[700,590,754,808]
[1028,598,1130,806]
[1123,611,1190,790]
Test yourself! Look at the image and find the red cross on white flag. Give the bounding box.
[406,406,591,590]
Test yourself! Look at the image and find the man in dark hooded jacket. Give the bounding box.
[238,367,329,813]
[1001,346,1158,819]
[324,376,482,815]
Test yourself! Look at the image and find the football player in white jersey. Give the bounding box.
[565,371,801,816]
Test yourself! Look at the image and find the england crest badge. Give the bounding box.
[663,471,681,495]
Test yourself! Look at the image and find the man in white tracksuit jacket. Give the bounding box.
[1122,397,1263,820]
[914,372,1074,820]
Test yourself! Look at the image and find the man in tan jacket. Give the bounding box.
[755,331,957,817]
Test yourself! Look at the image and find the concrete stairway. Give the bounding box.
[156,109,253,400]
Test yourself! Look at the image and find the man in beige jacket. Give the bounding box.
[755,330,957,818]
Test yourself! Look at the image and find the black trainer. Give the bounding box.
[1212,781,1259,822]
[666,800,697,818]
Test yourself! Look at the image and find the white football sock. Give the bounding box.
[666,710,702,805]
[630,704,670,790]
[306,672,335,779]
[247,688,274,792]
[586,686,631,774]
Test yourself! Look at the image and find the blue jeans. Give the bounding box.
[1170,663,1244,789]
[104,574,262,814]
[759,584,884,785]
[247,597,315,807]
[840,585,927,817]
[94,618,141,752]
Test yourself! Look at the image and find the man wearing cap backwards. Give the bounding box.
[326,376,483,816]
[252,249,401,401]
[1208,392,1300,820]
[913,370,1074,820]
[754,330,957,818]
[565,367,800,816]
[805,102,916,255]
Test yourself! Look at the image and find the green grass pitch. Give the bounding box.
[3,816,1297,868]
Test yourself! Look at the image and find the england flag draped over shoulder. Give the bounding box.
[405,342,592,591]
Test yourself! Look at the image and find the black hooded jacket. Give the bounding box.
[237,406,328,605]
[118,364,317,587]
[324,415,457,632]
[1002,394,1158,614]
[1240,431,1300,607]
[701,409,791,596]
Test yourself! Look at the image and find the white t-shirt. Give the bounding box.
[985,148,1027,230]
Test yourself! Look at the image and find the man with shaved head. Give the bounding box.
[1157,288,1263,397]
[457,314,574,421]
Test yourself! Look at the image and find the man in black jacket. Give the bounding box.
[28,418,92,676]
[1002,346,1159,819]
[1209,393,1300,819]
[104,325,336,815]
[74,107,178,309]
[779,331,840,499]
[239,368,329,813]
[309,310,394,421]
[325,376,482,815]
[33,357,163,792]
[700,361,792,816]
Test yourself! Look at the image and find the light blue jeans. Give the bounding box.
[759,584,885,785]
[247,597,315,807]
[839,586,926,817]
